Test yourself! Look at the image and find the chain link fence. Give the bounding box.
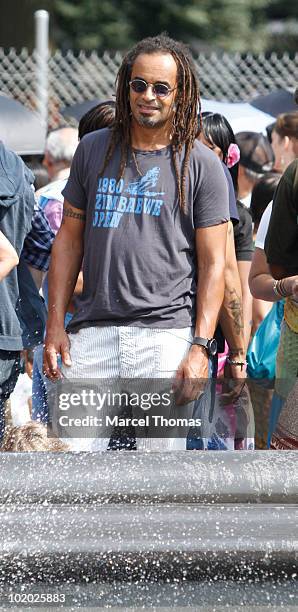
[0,48,297,130]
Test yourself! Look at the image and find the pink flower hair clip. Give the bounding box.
[227,143,240,168]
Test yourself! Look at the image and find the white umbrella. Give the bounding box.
[0,95,46,155]
[200,98,275,134]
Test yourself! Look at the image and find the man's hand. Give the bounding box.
[43,327,71,380]
[173,346,209,405]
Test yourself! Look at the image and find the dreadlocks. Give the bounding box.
[99,34,201,212]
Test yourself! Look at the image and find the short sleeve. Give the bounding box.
[193,149,230,229]
[221,162,239,225]
[234,201,253,261]
[254,201,272,250]
[265,162,298,273]
[62,140,86,210]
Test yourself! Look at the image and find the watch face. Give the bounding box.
[208,339,218,356]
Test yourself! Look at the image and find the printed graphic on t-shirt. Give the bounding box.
[93,167,165,229]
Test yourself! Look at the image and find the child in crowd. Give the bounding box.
[1,421,68,451]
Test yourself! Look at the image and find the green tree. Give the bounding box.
[265,0,298,53]
[49,0,277,52]
[0,0,296,53]
[51,0,133,50]
[125,0,272,53]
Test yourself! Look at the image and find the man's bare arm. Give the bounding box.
[44,199,85,379]
[48,201,85,325]
[62,205,86,222]
[194,222,228,339]
[67,270,84,313]
[174,222,227,402]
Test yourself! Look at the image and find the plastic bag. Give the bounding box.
[247,300,284,380]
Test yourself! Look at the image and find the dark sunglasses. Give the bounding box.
[129,78,176,98]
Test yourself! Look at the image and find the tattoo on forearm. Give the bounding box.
[228,289,244,335]
[62,206,86,222]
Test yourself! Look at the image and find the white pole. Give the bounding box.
[34,10,49,130]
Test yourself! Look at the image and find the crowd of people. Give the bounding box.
[0,34,297,452]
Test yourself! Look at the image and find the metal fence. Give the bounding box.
[0,48,297,130]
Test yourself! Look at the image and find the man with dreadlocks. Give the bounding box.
[43,34,229,451]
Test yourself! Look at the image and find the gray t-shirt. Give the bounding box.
[62,129,229,332]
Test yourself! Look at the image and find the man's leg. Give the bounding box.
[32,344,49,422]
[57,327,123,451]
[0,350,22,443]
[117,327,195,451]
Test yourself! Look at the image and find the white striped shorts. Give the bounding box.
[60,325,194,451]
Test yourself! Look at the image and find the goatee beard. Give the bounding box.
[137,115,168,129]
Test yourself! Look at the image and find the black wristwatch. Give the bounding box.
[192,336,217,357]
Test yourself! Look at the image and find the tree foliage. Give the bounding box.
[0,0,296,53]
[49,0,273,52]
[49,0,297,53]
